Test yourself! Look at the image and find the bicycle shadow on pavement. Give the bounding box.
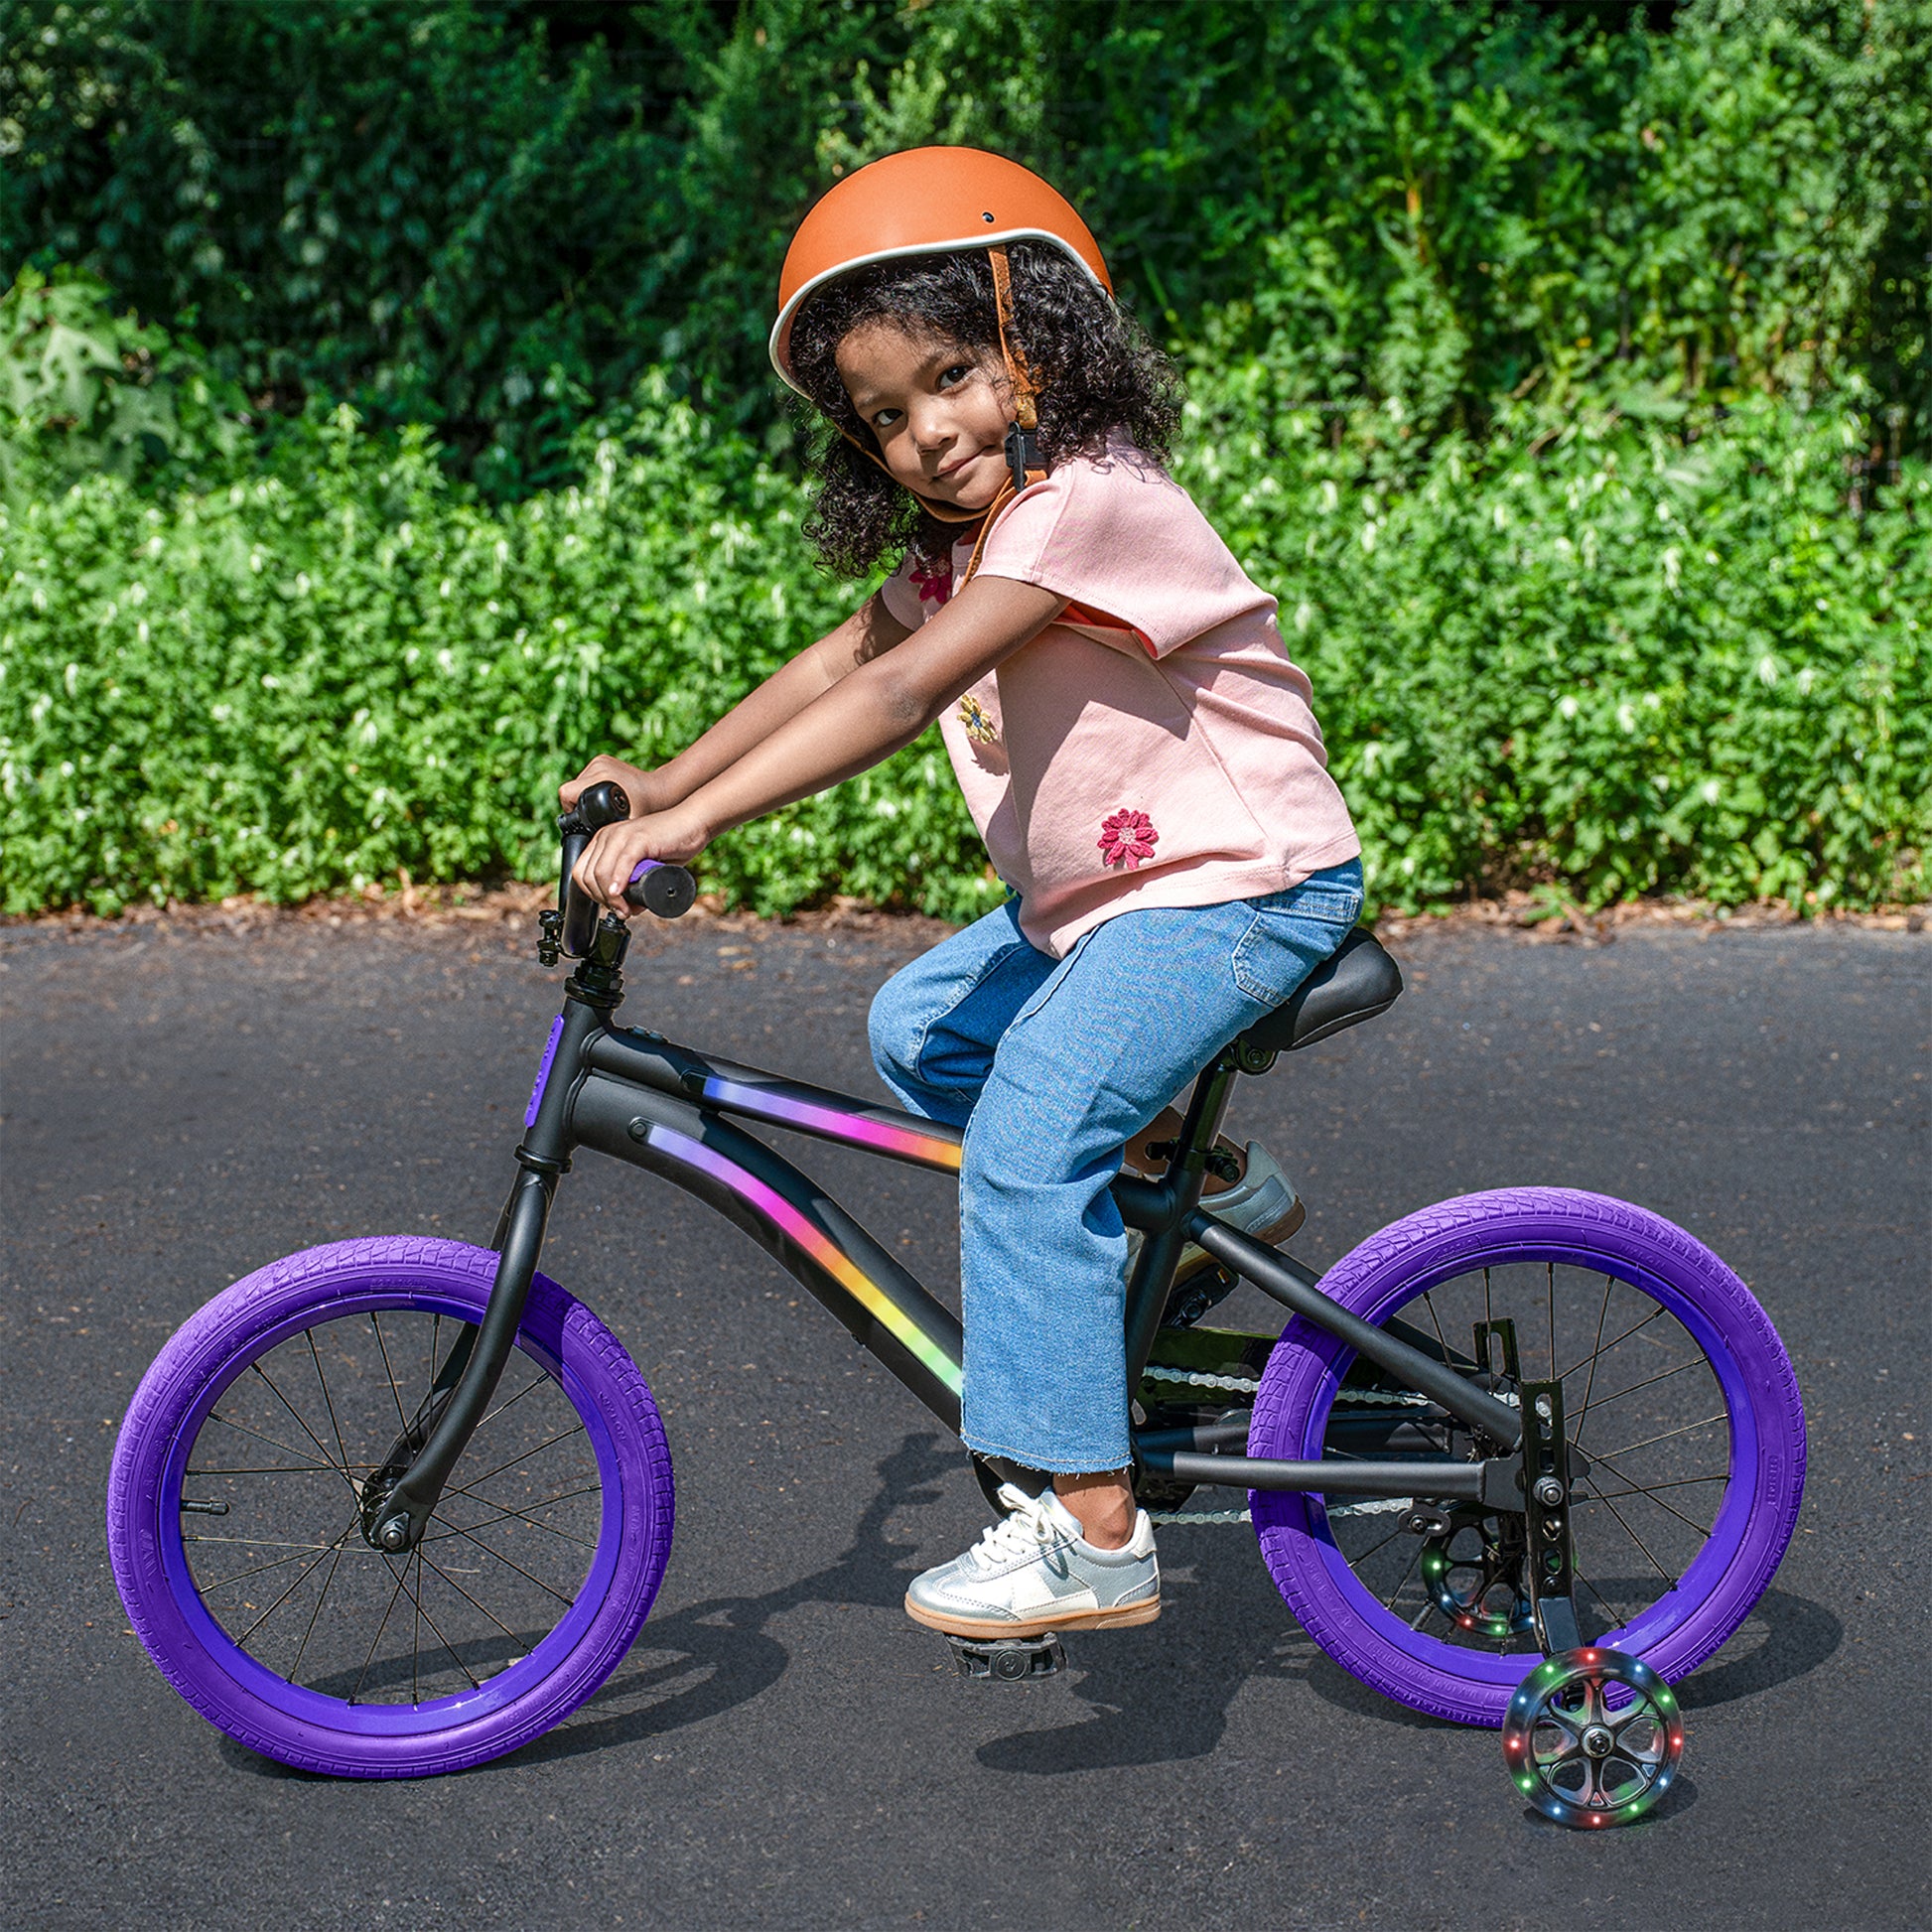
[972,1523,1430,1776]
[964,1578,1841,1777]
[500,1429,963,1770]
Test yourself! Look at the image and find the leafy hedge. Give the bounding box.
[3,375,1923,919]
[4,0,1925,493]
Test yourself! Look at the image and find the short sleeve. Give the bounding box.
[971,447,1274,660]
[878,555,929,631]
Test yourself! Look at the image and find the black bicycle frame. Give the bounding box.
[360,913,1524,1556]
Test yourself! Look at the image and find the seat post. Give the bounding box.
[1122,1050,1239,1390]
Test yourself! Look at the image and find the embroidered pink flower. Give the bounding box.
[1097,808,1160,871]
[908,559,953,607]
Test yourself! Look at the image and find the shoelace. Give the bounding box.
[964,1485,1072,1572]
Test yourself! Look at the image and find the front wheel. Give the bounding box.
[1249,1189,1805,1726]
[108,1238,674,1777]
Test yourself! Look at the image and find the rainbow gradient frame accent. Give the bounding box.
[567,1022,977,1425]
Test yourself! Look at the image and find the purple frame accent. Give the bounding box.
[525,1018,566,1127]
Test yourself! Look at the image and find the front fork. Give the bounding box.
[358,1163,556,1553]
[357,917,627,1554]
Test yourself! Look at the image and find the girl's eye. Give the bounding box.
[937,365,971,389]
[872,407,902,430]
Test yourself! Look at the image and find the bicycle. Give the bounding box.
[107,783,1807,1821]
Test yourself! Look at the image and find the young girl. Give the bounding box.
[566,147,1362,1640]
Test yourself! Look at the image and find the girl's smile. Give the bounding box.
[836,322,1015,511]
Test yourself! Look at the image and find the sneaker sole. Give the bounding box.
[903,1592,1163,1639]
[1179,1195,1305,1272]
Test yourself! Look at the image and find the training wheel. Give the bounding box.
[1502,1647,1684,1828]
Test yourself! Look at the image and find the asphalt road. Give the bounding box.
[2,908,1925,1931]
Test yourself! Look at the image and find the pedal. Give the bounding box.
[946,1632,1066,1682]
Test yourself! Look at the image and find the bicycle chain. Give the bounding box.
[1142,1365,1522,1410]
[1142,1364,1430,1407]
[1149,1495,1416,1526]
[1142,1362,1497,1526]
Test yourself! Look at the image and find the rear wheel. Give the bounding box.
[1249,1189,1805,1726]
[108,1238,673,1777]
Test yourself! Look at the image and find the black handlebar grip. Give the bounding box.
[623,860,698,918]
[576,779,631,829]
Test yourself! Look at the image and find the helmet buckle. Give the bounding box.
[1004,422,1042,495]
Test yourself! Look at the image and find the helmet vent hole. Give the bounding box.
[982,211,995,223]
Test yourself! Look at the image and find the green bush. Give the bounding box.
[3,366,1922,919]
[4,0,1924,492]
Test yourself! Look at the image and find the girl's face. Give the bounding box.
[834,321,1014,512]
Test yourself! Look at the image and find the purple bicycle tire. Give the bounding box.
[107,1237,675,1778]
[1249,1188,1805,1728]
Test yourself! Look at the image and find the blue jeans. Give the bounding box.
[869,860,1365,1473]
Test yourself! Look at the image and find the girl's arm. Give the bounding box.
[560,591,915,817]
[574,575,1066,909]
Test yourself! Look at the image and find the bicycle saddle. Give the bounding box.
[1237,928,1404,1058]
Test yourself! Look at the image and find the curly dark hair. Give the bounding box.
[786,241,1181,578]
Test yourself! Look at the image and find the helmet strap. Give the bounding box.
[987,245,1047,494]
[825,241,1049,541]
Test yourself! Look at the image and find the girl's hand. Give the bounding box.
[573,807,710,915]
[560,755,668,818]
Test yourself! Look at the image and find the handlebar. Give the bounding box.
[553,779,696,959]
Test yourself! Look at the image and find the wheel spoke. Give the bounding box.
[1558,1302,1666,1385]
[1575,1352,1710,1418]
[1581,1481,1677,1587]
[1546,1263,1557,1381]
[446,1422,589,1497]
[418,1549,524,1646]
[287,1542,346,1686]
[437,1481,601,1550]
[1381,1540,1423,1615]
[398,1556,483,1698]
[1590,1411,1729,1462]
[368,1312,412,1439]
[305,1329,355,1483]
[233,1532,349,1648]
[244,1366,358,1498]
[348,1562,415,1705]
[1585,1473,1728,1498]
[187,1533,369,1554]
[199,1542,370,1594]
[474,1368,550,1437]
[187,1462,373,1478]
[1573,1275,1615,1434]
[1581,1449,1719,1540]
[203,1409,340,1477]
[425,1518,578,1606]
[1420,1290,1451,1368]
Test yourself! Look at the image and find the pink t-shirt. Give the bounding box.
[880,444,1359,958]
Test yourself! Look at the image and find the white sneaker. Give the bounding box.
[1197,1139,1304,1248]
[903,1484,1161,1638]
[1129,1139,1305,1278]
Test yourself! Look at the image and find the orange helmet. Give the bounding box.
[769,146,1110,394]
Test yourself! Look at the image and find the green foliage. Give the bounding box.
[0,263,251,498]
[3,373,1922,919]
[1181,386,1928,908]
[0,380,1002,919]
[3,0,1925,494]
[1,0,1923,920]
